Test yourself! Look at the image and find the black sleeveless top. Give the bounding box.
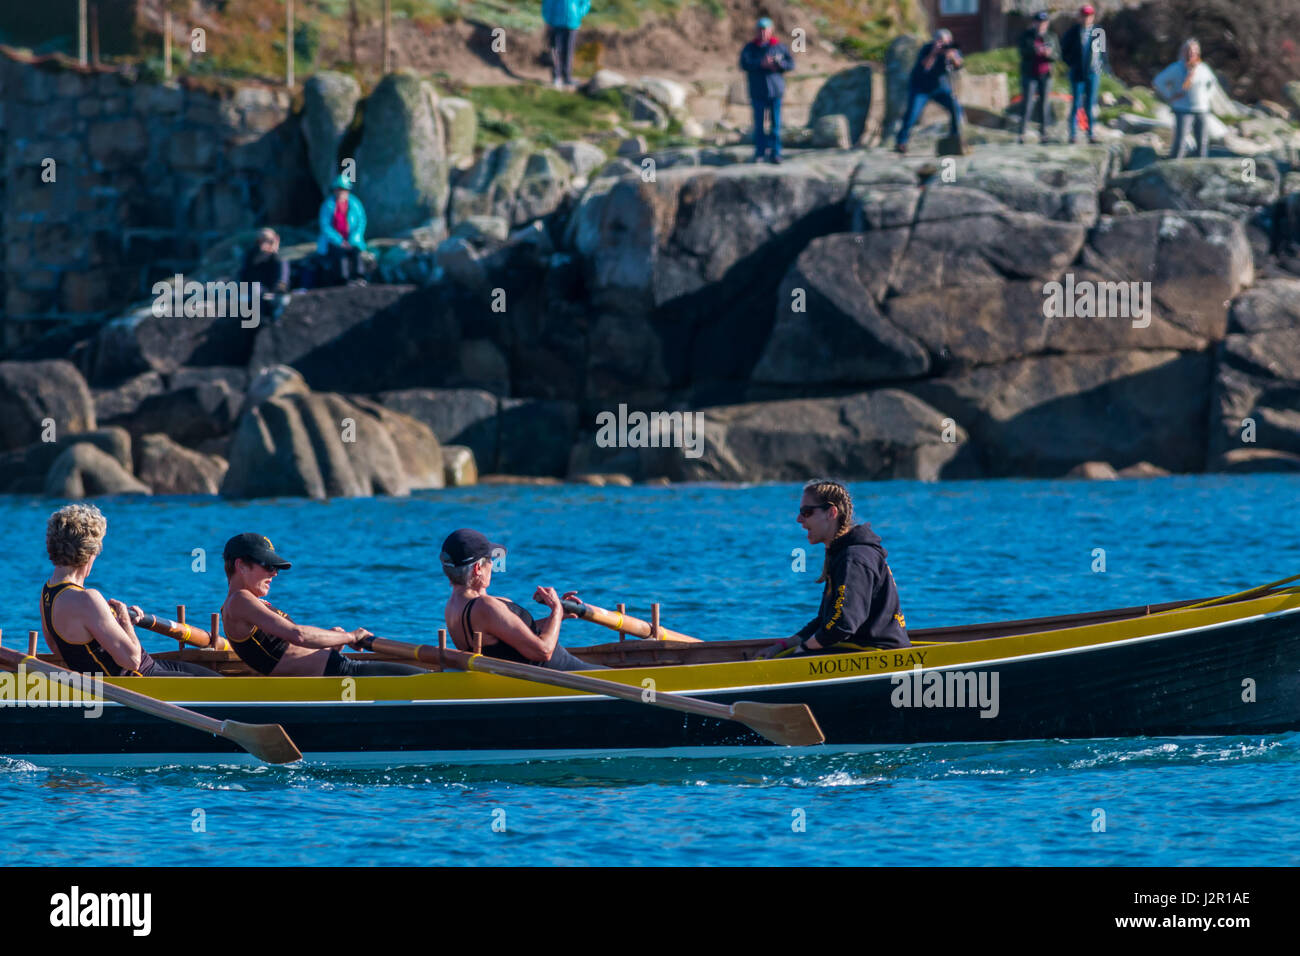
[460,597,541,664]
[227,602,293,676]
[41,581,144,677]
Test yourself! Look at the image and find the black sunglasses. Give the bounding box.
[798,504,831,518]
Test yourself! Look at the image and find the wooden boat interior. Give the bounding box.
[15,585,1296,677]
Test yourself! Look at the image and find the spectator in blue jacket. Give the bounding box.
[739,17,795,164]
[317,174,368,285]
[1060,4,1103,143]
[543,0,591,89]
[894,29,964,154]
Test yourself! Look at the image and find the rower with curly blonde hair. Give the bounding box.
[41,504,217,677]
[762,479,910,658]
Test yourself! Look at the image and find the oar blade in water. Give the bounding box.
[221,721,303,764]
[731,701,825,747]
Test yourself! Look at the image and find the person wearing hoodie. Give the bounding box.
[762,479,910,658]
[1017,11,1060,142]
[1154,39,1216,158]
[739,16,795,164]
[542,0,591,89]
[317,173,368,285]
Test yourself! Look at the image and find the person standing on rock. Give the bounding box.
[740,16,795,165]
[1061,4,1103,144]
[1018,11,1060,143]
[1154,39,1216,158]
[894,29,964,155]
[761,479,910,658]
[543,0,590,90]
[317,173,368,286]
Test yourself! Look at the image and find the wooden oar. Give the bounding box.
[359,636,824,747]
[133,610,228,650]
[0,645,301,765]
[561,599,702,643]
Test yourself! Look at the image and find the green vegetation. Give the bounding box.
[461,83,628,149]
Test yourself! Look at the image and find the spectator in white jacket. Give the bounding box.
[1153,39,1216,158]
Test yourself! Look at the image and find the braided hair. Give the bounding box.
[803,478,854,583]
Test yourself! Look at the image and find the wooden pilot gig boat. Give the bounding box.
[3,580,1299,766]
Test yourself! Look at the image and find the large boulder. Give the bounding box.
[576,390,979,482]
[89,301,256,385]
[353,72,450,236]
[1088,211,1253,340]
[1206,342,1300,468]
[348,396,445,490]
[0,427,133,494]
[912,350,1212,476]
[808,65,878,147]
[438,97,478,168]
[933,145,1111,224]
[136,433,227,495]
[449,141,573,228]
[0,360,96,452]
[752,233,930,388]
[569,159,854,385]
[93,371,166,421]
[377,388,499,470]
[302,71,362,194]
[221,389,411,499]
[246,284,471,393]
[1108,157,1280,217]
[1228,279,1300,333]
[45,443,151,498]
[442,445,478,486]
[104,366,247,448]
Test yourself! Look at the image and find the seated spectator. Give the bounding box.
[317,174,368,285]
[895,29,964,154]
[238,228,291,322]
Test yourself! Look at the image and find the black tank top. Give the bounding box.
[460,597,541,665]
[41,581,144,677]
[227,602,293,676]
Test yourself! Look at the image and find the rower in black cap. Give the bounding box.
[441,529,606,671]
[220,532,425,677]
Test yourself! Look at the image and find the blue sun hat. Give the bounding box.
[332,173,353,191]
[757,17,773,30]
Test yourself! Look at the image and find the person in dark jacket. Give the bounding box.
[238,228,291,322]
[1060,4,1103,143]
[739,16,795,164]
[762,479,909,658]
[894,29,964,154]
[1018,11,1060,142]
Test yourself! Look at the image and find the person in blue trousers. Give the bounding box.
[543,0,591,89]
[739,17,795,164]
[1060,4,1103,143]
[894,29,964,154]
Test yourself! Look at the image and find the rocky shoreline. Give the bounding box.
[2,53,1299,497]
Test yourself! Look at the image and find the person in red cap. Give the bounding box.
[440,529,606,670]
[1061,4,1104,143]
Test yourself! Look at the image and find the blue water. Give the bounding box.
[2,476,1299,866]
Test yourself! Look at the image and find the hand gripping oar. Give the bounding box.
[560,599,702,643]
[0,645,301,765]
[359,636,824,747]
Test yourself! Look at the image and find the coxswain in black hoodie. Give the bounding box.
[780,523,910,654]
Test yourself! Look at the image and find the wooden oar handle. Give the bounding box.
[560,600,701,643]
[134,611,223,649]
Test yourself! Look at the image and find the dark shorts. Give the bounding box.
[138,654,220,677]
[323,650,426,677]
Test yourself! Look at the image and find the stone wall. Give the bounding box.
[0,48,311,338]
